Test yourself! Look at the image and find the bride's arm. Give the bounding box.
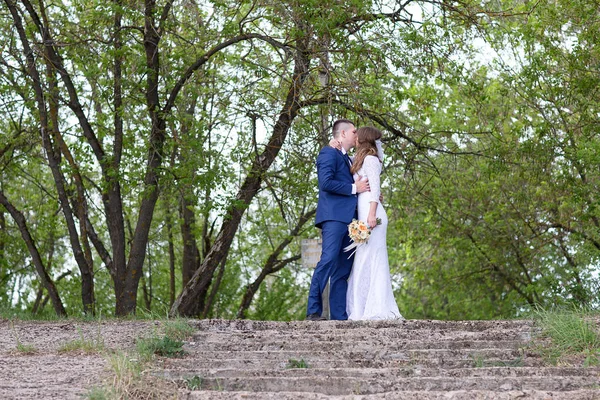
[328,139,354,161]
[367,202,378,229]
[363,156,381,203]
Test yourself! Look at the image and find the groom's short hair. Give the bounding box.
[332,119,354,138]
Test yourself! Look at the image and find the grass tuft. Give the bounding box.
[471,353,485,368]
[183,375,203,390]
[107,351,141,395]
[58,327,105,353]
[286,358,309,368]
[162,319,195,341]
[16,342,38,354]
[85,386,110,400]
[135,319,193,360]
[136,335,185,359]
[533,307,600,366]
[10,321,38,354]
[101,351,179,399]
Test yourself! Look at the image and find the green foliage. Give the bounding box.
[0,307,60,321]
[471,354,485,368]
[471,353,523,368]
[249,268,309,321]
[385,0,600,319]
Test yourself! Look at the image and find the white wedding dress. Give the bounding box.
[347,155,402,320]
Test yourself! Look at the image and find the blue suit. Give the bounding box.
[307,146,358,320]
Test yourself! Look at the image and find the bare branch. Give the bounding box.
[164,33,290,114]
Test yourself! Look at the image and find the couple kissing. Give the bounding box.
[306,119,402,321]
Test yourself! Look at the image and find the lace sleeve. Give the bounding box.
[363,156,382,203]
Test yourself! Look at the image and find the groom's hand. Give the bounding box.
[355,177,370,193]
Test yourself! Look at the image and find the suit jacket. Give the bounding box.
[315,146,357,228]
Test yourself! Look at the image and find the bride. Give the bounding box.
[345,126,402,320]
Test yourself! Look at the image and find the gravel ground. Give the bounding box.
[0,319,162,399]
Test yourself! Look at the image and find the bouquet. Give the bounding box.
[343,218,381,256]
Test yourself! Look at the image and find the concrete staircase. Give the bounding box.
[163,319,600,399]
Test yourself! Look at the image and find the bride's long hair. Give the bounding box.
[351,126,382,174]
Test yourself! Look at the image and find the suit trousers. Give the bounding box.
[307,221,354,320]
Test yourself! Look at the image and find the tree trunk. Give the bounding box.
[6,0,93,314]
[0,192,67,317]
[178,192,203,316]
[170,33,312,317]
[201,257,227,318]
[0,209,5,276]
[141,273,152,311]
[114,0,167,316]
[166,205,176,307]
[44,47,95,316]
[180,193,201,287]
[175,97,202,311]
[318,32,332,146]
[105,0,129,315]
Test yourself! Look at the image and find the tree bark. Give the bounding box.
[318,32,332,146]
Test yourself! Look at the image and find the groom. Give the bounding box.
[306,119,370,321]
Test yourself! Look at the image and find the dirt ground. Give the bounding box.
[0,318,162,399]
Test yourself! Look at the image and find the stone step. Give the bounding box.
[182,348,527,362]
[181,389,600,400]
[192,327,535,342]
[194,319,535,334]
[169,375,600,394]
[163,366,600,380]
[188,338,526,352]
[164,319,597,399]
[169,356,543,370]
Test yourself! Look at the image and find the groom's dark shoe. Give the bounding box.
[306,313,327,321]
